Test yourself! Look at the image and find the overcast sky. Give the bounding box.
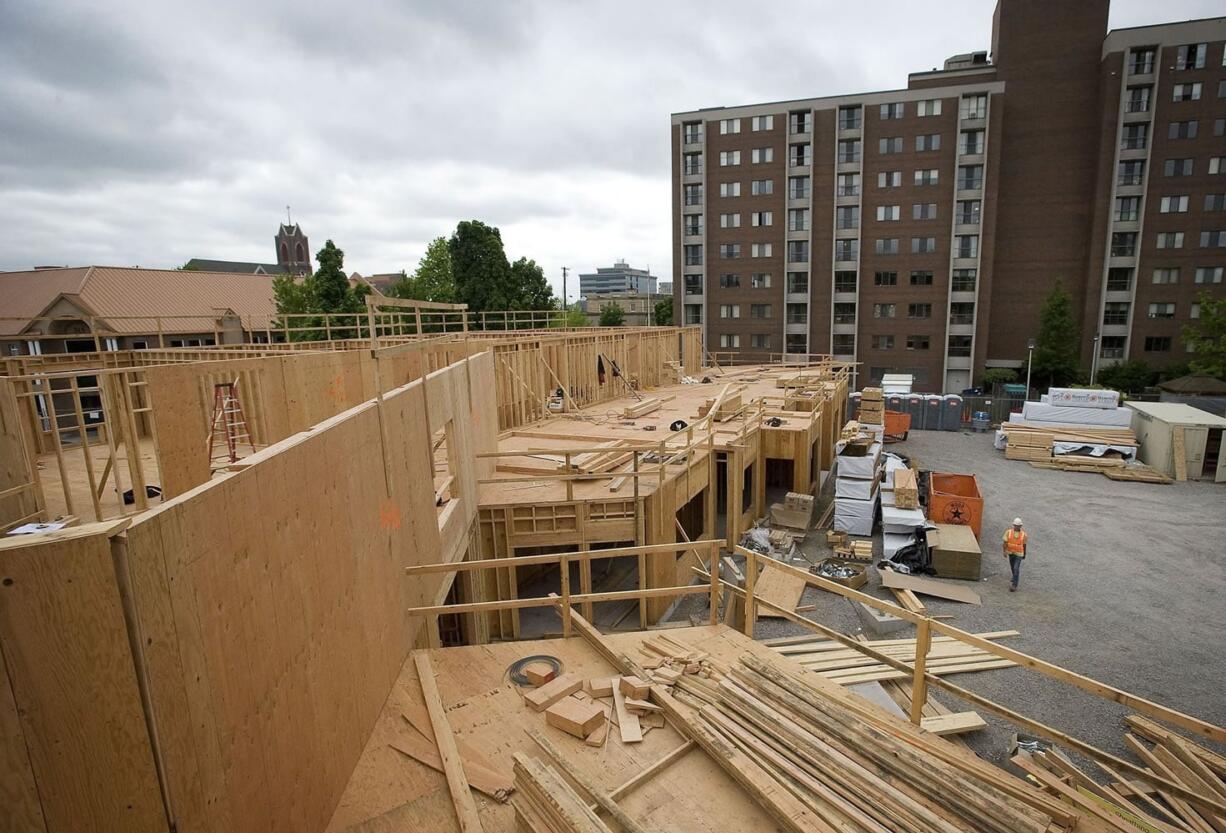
[1,1,1220,300]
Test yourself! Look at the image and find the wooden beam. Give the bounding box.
[526,730,647,833]
[413,652,486,833]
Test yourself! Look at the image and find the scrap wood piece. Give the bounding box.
[546,697,606,739]
[527,730,649,833]
[389,730,513,802]
[611,681,643,743]
[402,701,506,785]
[525,673,584,711]
[512,752,613,833]
[889,586,927,614]
[878,568,982,605]
[413,652,487,833]
[752,564,806,618]
[920,712,988,736]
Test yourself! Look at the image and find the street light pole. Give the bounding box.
[1026,338,1036,397]
[1090,332,1101,385]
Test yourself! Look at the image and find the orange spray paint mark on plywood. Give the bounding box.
[379,499,401,530]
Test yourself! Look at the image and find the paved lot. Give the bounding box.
[745,428,1226,766]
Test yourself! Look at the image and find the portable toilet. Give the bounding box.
[924,395,944,430]
[941,394,963,431]
[886,392,904,413]
[849,391,862,421]
[906,394,925,428]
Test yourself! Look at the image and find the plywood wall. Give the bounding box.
[0,379,41,530]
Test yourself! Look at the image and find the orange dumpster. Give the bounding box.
[883,410,911,442]
[928,472,983,539]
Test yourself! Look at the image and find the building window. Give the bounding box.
[912,237,938,254]
[683,152,703,175]
[751,178,774,195]
[832,303,855,324]
[684,275,703,295]
[872,335,895,350]
[1148,303,1175,319]
[1125,86,1151,113]
[876,205,900,222]
[1175,43,1207,70]
[751,115,774,131]
[684,184,703,206]
[875,238,899,255]
[877,171,902,188]
[751,147,774,164]
[720,304,741,319]
[910,270,933,286]
[1118,160,1145,186]
[837,106,860,130]
[790,143,812,167]
[832,334,855,354]
[786,334,808,353]
[838,140,861,164]
[914,168,939,186]
[879,137,903,155]
[750,304,772,319]
[1106,267,1132,291]
[789,111,812,134]
[958,129,984,155]
[833,172,863,197]
[832,271,855,293]
[684,305,702,325]
[880,102,905,120]
[750,333,771,349]
[1164,158,1194,177]
[960,94,987,120]
[1114,196,1141,221]
[956,200,981,225]
[683,122,703,143]
[1129,47,1156,74]
[1144,336,1172,352]
[917,99,942,117]
[908,303,932,319]
[874,271,898,286]
[719,182,740,197]
[915,134,941,152]
[1168,120,1198,140]
[1201,231,1226,248]
[1173,82,1202,102]
[1205,194,1226,212]
[954,235,978,258]
[957,165,983,190]
[1156,232,1184,249]
[952,268,977,292]
[684,244,703,265]
[906,335,930,350]
[788,208,809,231]
[834,239,857,262]
[719,243,741,259]
[1100,336,1126,358]
[684,215,703,235]
[788,271,810,293]
[720,212,741,228]
[719,273,740,288]
[950,302,975,325]
[1221,80,1226,98]
[1218,120,1226,137]
[1122,123,1148,149]
[873,303,896,319]
[719,118,741,135]
[790,175,811,198]
[1195,267,1223,284]
[912,203,938,221]
[720,150,741,167]
[1160,195,1189,213]
[750,243,772,258]
[751,211,773,227]
[1103,302,1130,325]
[836,206,859,229]
[1111,232,1138,257]
[948,335,973,357]
[751,273,771,289]
[791,240,813,262]
[719,334,741,348]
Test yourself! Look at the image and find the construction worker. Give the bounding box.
[1001,518,1028,592]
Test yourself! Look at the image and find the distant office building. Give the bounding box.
[580,292,660,327]
[658,281,673,295]
[671,0,1226,392]
[579,261,658,296]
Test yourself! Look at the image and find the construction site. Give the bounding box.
[1,295,1224,833]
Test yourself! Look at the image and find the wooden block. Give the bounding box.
[619,675,650,699]
[611,683,642,743]
[588,677,614,698]
[651,667,681,685]
[523,663,557,687]
[524,673,583,711]
[861,387,884,401]
[583,720,608,747]
[642,712,666,729]
[624,697,662,713]
[921,711,988,736]
[545,697,606,739]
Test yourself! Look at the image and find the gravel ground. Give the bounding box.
[673,427,1226,769]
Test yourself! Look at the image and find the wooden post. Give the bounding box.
[68,376,104,521]
[743,547,757,637]
[560,554,572,637]
[708,541,720,625]
[909,617,932,725]
[564,452,573,502]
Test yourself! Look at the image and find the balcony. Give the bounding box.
[683,131,704,145]
[949,313,975,326]
[683,163,704,176]
[791,187,813,200]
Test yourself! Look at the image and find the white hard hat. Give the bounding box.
[1013,517,1023,526]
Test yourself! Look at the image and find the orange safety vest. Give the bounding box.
[1003,528,1027,556]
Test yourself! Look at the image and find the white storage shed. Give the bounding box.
[1125,401,1226,482]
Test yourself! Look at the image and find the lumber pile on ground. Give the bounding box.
[766,631,1020,685]
[513,752,615,832]
[1011,713,1226,833]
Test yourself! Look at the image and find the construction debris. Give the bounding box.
[770,631,1020,685]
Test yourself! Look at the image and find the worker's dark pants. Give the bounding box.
[1008,554,1023,588]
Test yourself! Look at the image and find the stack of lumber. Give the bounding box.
[1011,713,1226,833]
[621,396,666,419]
[1003,426,1053,462]
[892,467,919,509]
[671,652,1065,833]
[840,420,862,441]
[859,386,885,425]
[513,752,616,833]
[568,441,634,474]
[1001,422,1136,449]
[767,631,1020,685]
[697,391,743,421]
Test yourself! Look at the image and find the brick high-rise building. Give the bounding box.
[671,0,1226,392]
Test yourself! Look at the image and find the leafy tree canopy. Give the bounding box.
[599,303,625,326]
[272,239,369,340]
[653,297,674,326]
[391,237,455,303]
[1031,281,1081,388]
[1183,291,1226,379]
[1096,359,1154,394]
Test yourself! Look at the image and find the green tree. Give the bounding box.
[178,260,199,271]
[653,297,674,326]
[599,303,625,326]
[1183,291,1226,378]
[510,257,556,311]
[1096,359,1154,394]
[562,307,588,327]
[410,237,456,302]
[272,239,369,341]
[449,220,516,316]
[1031,281,1081,388]
[981,368,1017,388]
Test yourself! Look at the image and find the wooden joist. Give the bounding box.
[413,652,486,833]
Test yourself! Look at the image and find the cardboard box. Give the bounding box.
[813,558,868,589]
[928,522,983,581]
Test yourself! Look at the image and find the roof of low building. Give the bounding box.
[182,258,290,275]
[0,265,280,336]
[1157,373,1226,396]
[1126,400,1226,427]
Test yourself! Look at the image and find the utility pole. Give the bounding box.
[561,267,568,311]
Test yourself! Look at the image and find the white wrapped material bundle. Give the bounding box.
[1020,401,1133,427]
[833,494,877,536]
[835,442,882,479]
[882,531,916,559]
[881,505,926,535]
[835,476,878,500]
[1048,388,1120,409]
[1052,442,1136,459]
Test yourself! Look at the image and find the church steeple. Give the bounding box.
[274,222,311,276]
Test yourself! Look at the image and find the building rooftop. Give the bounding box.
[1126,400,1226,427]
